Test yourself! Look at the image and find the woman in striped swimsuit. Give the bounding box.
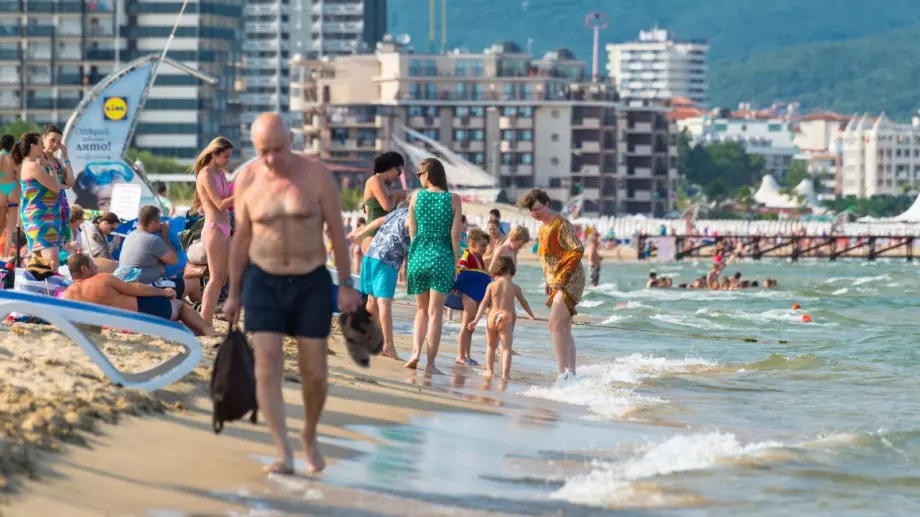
[13,133,63,268]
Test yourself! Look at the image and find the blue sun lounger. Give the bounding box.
[0,290,202,392]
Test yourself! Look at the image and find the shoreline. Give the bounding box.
[2,310,540,516]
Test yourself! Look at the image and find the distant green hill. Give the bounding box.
[387,0,920,116]
[709,25,920,119]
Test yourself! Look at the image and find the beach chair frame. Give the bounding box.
[0,290,202,392]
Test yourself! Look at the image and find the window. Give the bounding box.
[519,130,532,141]
[473,153,484,164]
[521,153,533,165]
[408,83,420,100]
[504,83,514,100]
[455,82,467,99]
[424,60,438,77]
[502,153,513,165]
[471,84,483,101]
[408,59,421,76]
[768,123,782,132]
[549,177,562,187]
[502,130,514,141]
[519,107,533,118]
[425,106,438,117]
[424,83,437,100]
[503,106,517,117]
[470,106,484,117]
[455,106,469,117]
[521,83,533,100]
[471,60,483,77]
[455,59,468,77]
[454,129,467,141]
[331,128,348,143]
[408,106,423,116]
[472,129,484,141]
[422,129,438,140]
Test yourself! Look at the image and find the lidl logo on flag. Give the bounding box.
[103,96,128,121]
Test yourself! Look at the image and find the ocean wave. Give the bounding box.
[737,353,825,372]
[551,432,782,507]
[650,313,730,330]
[522,354,716,419]
[832,288,849,295]
[853,274,890,286]
[579,300,605,308]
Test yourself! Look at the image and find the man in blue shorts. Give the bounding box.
[349,203,410,360]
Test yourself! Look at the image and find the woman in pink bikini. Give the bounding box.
[191,137,234,326]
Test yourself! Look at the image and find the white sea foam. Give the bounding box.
[853,274,889,286]
[579,300,605,308]
[650,313,729,330]
[522,354,715,418]
[832,288,849,295]
[551,432,782,507]
[601,314,632,324]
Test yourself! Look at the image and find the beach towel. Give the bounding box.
[210,327,258,434]
[444,269,491,310]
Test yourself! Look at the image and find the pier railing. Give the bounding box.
[637,234,916,262]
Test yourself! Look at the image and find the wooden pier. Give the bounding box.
[637,234,916,262]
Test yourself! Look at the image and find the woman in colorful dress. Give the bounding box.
[13,133,63,268]
[40,125,74,248]
[519,189,585,377]
[191,137,235,326]
[0,134,19,258]
[404,158,462,374]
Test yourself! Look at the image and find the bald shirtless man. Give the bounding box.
[62,254,214,336]
[223,113,360,476]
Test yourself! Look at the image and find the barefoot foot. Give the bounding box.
[301,435,326,473]
[425,365,443,375]
[381,348,402,361]
[403,357,420,369]
[264,460,295,476]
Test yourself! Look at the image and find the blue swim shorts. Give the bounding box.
[360,256,398,299]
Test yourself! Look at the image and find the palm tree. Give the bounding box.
[734,185,756,213]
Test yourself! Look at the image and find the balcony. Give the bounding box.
[573,164,600,175]
[629,190,652,201]
[0,97,20,109]
[56,98,80,109]
[318,3,363,16]
[628,144,652,155]
[28,74,52,85]
[85,49,115,61]
[57,2,83,13]
[515,164,533,175]
[632,167,652,178]
[346,114,377,126]
[627,121,653,133]
[320,40,353,53]
[26,26,54,37]
[323,21,363,33]
[26,98,54,110]
[29,1,53,12]
[0,50,20,61]
[245,3,289,16]
[329,139,357,149]
[572,117,601,129]
[575,141,600,153]
[466,140,484,152]
[55,74,83,85]
[246,21,281,34]
[500,140,516,153]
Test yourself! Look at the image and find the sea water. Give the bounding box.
[314,259,920,516]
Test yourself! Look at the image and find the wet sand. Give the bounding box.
[1,311,526,516]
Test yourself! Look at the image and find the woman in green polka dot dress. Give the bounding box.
[404,158,462,374]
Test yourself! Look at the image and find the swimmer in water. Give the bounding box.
[646,272,658,288]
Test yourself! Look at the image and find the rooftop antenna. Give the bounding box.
[585,12,609,82]
[429,0,436,53]
[440,0,447,54]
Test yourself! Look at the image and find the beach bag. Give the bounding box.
[210,326,258,434]
[186,240,207,265]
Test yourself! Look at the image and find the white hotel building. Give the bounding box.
[677,115,798,179]
[606,28,709,106]
[840,113,920,197]
[290,40,679,217]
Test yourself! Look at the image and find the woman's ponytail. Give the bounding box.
[11,133,40,167]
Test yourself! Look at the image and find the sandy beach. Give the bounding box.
[0,308,537,516]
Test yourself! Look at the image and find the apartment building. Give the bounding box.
[0,0,121,127]
[606,27,708,106]
[128,0,243,160]
[291,0,387,58]
[678,115,798,179]
[290,40,678,217]
[793,112,849,199]
[0,0,242,161]
[841,113,920,198]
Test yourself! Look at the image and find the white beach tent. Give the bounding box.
[888,193,920,223]
[753,174,797,209]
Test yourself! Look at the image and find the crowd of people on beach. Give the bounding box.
[2,114,591,478]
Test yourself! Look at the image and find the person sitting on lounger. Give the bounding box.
[62,254,215,336]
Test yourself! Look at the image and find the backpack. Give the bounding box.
[210,327,258,434]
